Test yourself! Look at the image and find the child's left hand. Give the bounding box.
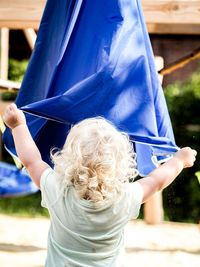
[2,103,26,130]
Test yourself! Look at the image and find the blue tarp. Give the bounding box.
[0,162,38,197]
[3,0,178,176]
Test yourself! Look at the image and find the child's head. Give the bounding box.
[51,117,138,203]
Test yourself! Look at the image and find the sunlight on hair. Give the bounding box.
[51,117,138,203]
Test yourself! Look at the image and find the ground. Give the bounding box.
[0,214,199,267]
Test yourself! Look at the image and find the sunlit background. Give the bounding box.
[0,1,199,267]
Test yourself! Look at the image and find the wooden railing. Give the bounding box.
[142,0,200,34]
[0,0,199,34]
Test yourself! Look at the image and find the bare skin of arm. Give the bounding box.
[138,147,197,203]
[3,103,50,188]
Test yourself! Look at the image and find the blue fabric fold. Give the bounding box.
[0,162,38,197]
[3,0,178,176]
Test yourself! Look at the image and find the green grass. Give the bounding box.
[0,191,49,217]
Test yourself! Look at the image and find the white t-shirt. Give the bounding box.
[40,168,143,267]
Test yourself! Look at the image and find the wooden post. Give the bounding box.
[155,56,164,84]
[0,127,2,161]
[0,27,9,161]
[0,113,5,161]
[23,28,36,50]
[0,27,9,80]
[143,56,164,224]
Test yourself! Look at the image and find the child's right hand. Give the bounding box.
[174,147,197,168]
[2,103,26,130]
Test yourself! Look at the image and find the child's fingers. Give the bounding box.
[2,103,19,126]
[8,103,18,113]
[4,103,14,114]
[8,104,19,118]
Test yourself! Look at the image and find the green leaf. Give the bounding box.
[195,172,200,184]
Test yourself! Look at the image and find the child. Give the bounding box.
[3,103,197,267]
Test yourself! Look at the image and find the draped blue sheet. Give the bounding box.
[3,0,178,176]
[0,162,38,197]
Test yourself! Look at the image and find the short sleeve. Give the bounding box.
[127,181,144,219]
[40,167,59,208]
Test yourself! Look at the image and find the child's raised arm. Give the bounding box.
[2,103,50,188]
[137,147,197,203]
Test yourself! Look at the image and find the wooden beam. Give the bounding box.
[0,21,41,30]
[0,28,9,80]
[0,27,8,160]
[147,23,200,35]
[0,127,3,161]
[142,0,200,25]
[143,56,164,225]
[155,56,164,84]
[23,28,37,50]
[0,0,45,30]
[159,47,200,75]
[0,79,21,90]
[0,0,200,33]
[0,99,7,161]
[142,0,200,35]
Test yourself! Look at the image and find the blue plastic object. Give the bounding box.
[0,162,38,198]
[3,0,178,176]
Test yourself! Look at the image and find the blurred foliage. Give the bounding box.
[196,171,200,184]
[1,90,17,101]
[8,58,28,82]
[1,59,28,101]
[163,70,200,223]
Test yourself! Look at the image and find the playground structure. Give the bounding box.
[0,0,200,86]
[0,0,200,223]
[0,0,200,32]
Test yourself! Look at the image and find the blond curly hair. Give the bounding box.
[51,117,138,203]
